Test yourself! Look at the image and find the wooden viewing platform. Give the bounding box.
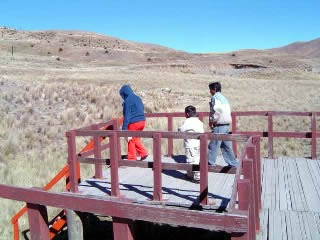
[78,156,237,210]
[0,111,319,240]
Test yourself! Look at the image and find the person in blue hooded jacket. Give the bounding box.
[120,85,148,161]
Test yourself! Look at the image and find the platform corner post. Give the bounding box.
[242,159,258,235]
[26,203,50,240]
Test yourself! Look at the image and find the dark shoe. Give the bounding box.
[185,173,200,183]
[139,155,148,161]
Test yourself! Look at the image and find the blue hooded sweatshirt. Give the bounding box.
[120,85,145,130]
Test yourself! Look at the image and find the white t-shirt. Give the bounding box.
[178,117,204,149]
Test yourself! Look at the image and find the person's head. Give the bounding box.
[185,105,197,118]
[119,84,133,100]
[208,82,221,96]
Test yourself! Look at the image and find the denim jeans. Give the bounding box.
[208,125,239,167]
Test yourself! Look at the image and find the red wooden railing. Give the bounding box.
[8,111,318,240]
[145,111,319,159]
[73,127,260,239]
[11,165,71,240]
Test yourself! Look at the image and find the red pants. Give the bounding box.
[128,121,148,160]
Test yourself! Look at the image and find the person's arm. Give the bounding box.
[122,101,131,130]
[178,120,187,132]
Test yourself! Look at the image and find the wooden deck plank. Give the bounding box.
[288,158,308,211]
[306,160,320,203]
[79,156,320,239]
[262,159,272,209]
[296,158,320,212]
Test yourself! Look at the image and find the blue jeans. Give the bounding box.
[208,125,239,167]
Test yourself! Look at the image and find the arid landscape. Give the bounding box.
[0,27,320,239]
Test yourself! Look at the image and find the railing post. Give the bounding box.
[232,112,238,157]
[234,179,250,240]
[246,147,260,231]
[311,112,317,160]
[198,112,204,122]
[113,217,134,240]
[200,134,208,205]
[26,202,50,240]
[153,133,162,201]
[252,136,262,210]
[93,124,103,179]
[113,119,122,159]
[109,132,120,197]
[268,112,274,159]
[167,116,173,156]
[66,131,79,193]
[242,159,257,237]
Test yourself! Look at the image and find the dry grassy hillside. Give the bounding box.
[0,27,320,239]
[270,38,320,58]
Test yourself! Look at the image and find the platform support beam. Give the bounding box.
[66,209,83,240]
[27,202,50,240]
[113,217,134,240]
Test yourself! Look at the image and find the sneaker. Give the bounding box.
[139,155,148,161]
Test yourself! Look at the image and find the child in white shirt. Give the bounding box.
[178,106,204,182]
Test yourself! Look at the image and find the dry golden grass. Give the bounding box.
[0,46,320,239]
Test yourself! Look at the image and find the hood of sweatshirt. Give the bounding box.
[119,85,134,100]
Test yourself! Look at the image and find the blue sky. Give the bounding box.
[1,0,319,53]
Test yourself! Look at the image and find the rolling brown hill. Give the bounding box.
[271,38,320,58]
[0,27,319,75]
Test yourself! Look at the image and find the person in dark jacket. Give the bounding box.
[120,85,148,161]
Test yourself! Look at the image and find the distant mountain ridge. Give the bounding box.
[271,38,320,58]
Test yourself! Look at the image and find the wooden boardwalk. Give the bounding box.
[258,157,320,240]
[78,156,320,239]
[79,155,234,210]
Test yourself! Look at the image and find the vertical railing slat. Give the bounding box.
[153,133,162,201]
[93,125,103,179]
[311,112,317,160]
[66,131,79,193]
[200,134,208,205]
[268,112,274,159]
[232,112,238,157]
[109,132,120,197]
[113,119,122,159]
[167,116,173,156]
